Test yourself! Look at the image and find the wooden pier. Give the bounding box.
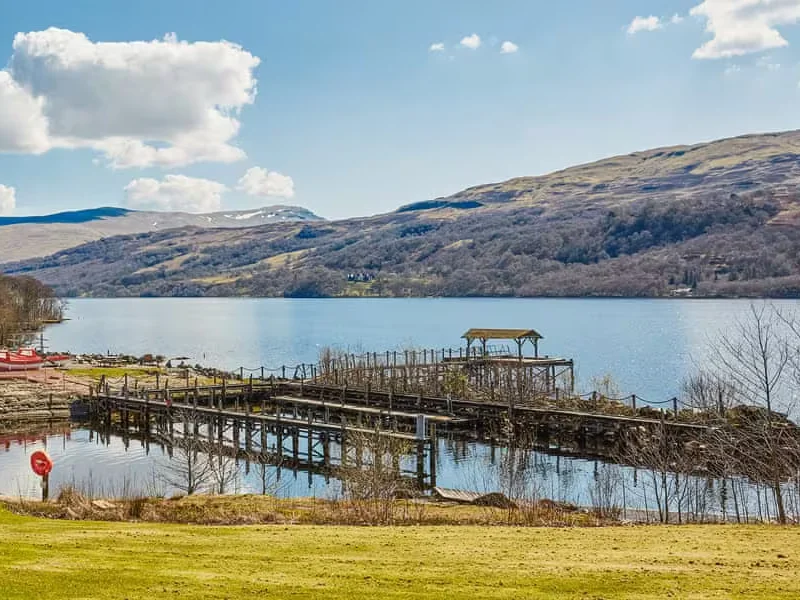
[80,327,724,487]
[86,375,708,490]
[87,380,444,489]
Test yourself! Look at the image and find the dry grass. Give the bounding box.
[2,492,602,527]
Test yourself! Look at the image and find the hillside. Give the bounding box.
[0,205,322,263]
[6,130,800,298]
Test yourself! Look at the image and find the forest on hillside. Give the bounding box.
[6,186,800,299]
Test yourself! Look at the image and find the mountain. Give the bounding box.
[0,205,322,262]
[6,130,800,298]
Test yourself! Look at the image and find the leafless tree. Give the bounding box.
[159,409,213,495]
[705,302,797,523]
[337,431,413,524]
[208,446,241,495]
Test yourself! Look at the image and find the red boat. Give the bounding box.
[0,348,45,371]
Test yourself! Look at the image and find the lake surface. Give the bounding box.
[4,297,797,508]
[45,297,800,401]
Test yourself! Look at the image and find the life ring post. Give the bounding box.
[29,450,54,501]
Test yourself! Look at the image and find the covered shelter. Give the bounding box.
[462,328,543,360]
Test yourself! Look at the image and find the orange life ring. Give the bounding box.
[30,450,53,477]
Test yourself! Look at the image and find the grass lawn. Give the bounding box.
[1,509,798,599]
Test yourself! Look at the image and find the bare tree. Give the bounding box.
[159,410,213,495]
[208,446,240,495]
[337,431,413,524]
[706,303,795,523]
[681,370,737,418]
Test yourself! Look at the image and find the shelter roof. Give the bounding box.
[461,328,543,341]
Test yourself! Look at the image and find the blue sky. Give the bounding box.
[1,0,800,219]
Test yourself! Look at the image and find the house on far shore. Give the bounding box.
[670,287,694,297]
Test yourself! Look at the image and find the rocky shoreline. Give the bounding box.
[0,380,76,429]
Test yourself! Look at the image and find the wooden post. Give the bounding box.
[416,441,425,488]
[42,473,49,502]
[672,397,679,418]
[340,415,347,467]
[428,422,437,487]
[631,394,637,412]
[307,411,313,469]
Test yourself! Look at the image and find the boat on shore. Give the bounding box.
[0,348,45,371]
[0,349,71,371]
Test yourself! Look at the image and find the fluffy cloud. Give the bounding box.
[0,184,15,215]
[460,34,482,49]
[690,0,800,59]
[124,175,227,213]
[429,42,445,52]
[0,28,260,168]
[671,14,685,24]
[237,167,295,198]
[500,41,519,54]
[627,16,663,34]
[0,72,49,153]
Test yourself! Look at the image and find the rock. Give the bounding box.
[91,499,116,510]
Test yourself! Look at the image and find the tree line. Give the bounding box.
[0,275,63,346]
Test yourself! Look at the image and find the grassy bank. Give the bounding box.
[1,508,798,599]
[4,493,601,526]
[0,512,800,600]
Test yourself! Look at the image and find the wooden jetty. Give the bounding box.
[85,377,706,491]
[87,379,444,488]
[82,327,718,487]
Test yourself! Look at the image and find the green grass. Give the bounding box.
[1,508,798,599]
[64,366,164,380]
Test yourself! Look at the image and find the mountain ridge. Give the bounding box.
[6,129,800,298]
[0,205,322,262]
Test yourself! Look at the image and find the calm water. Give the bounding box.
[3,297,797,504]
[45,297,800,400]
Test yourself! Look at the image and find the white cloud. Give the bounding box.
[0,28,260,168]
[500,41,519,54]
[724,64,742,75]
[0,184,15,215]
[690,0,800,59]
[237,167,295,199]
[460,34,482,49]
[124,175,227,213]
[0,72,49,153]
[429,42,445,52]
[671,14,685,24]
[627,15,663,34]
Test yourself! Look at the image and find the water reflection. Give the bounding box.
[4,421,797,523]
